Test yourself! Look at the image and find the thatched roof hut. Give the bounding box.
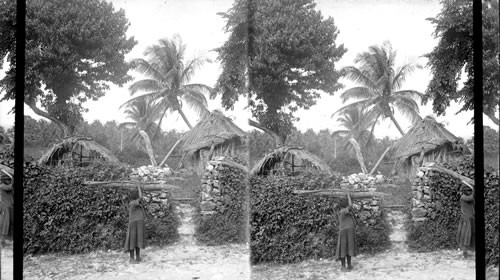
[251,146,332,176]
[179,110,247,175]
[38,137,119,167]
[392,116,470,178]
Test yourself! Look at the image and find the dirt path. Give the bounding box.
[23,203,250,280]
[1,243,13,280]
[251,209,499,280]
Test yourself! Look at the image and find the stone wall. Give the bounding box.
[410,169,433,222]
[340,173,385,190]
[199,158,225,216]
[340,173,385,225]
[130,165,176,221]
[199,156,246,217]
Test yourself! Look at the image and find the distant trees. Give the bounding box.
[215,0,346,146]
[426,0,499,126]
[0,0,137,136]
[335,41,423,136]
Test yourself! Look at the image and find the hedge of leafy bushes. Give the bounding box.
[24,161,179,255]
[195,165,248,245]
[406,156,499,266]
[250,171,391,264]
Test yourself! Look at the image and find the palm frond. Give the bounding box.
[392,63,423,91]
[129,58,166,84]
[129,79,167,96]
[393,90,424,103]
[340,87,375,103]
[331,99,371,118]
[341,66,378,89]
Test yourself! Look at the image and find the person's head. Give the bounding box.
[338,198,349,209]
[130,189,139,200]
[461,185,472,195]
[1,173,12,186]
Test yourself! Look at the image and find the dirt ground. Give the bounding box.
[11,202,500,280]
[1,242,13,280]
[22,203,250,280]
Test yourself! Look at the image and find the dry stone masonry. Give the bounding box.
[341,173,385,225]
[410,169,433,222]
[199,156,246,218]
[130,165,177,221]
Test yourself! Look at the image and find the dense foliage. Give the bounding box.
[195,165,248,245]
[425,0,499,125]
[215,0,346,142]
[24,161,179,255]
[406,156,499,266]
[0,0,137,135]
[250,171,391,264]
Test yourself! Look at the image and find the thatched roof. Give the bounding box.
[179,110,247,154]
[392,116,470,160]
[250,146,332,176]
[38,136,119,166]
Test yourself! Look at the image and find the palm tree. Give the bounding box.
[332,105,376,173]
[333,41,423,136]
[119,95,163,166]
[122,35,211,133]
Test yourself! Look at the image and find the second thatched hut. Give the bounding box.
[391,116,470,178]
[251,146,332,176]
[38,136,119,167]
[179,110,248,175]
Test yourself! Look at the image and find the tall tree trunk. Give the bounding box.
[348,138,367,174]
[138,130,157,166]
[177,108,193,129]
[151,106,170,140]
[369,146,392,175]
[26,101,72,137]
[248,119,285,147]
[158,139,181,168]
[388,112,405,136]
[365,113,381,148]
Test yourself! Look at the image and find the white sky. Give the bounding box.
[0,0,497,140]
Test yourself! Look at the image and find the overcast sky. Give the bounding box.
[0,0,497,139]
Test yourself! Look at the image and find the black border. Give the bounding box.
[13,0,25,279]
[472,0,486,279]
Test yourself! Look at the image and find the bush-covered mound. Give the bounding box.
[250,171,391,264]
[406,155,499,266]
[24,161,179,255]
[195,163,248,245]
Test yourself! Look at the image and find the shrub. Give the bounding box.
[406,155,499,266]
[23,161,179,255]
[195,164,248,245]
[250,171,391,264]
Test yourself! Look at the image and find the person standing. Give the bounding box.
[124,185,146,263]
[335,191,357,271]
[0,172,13,246]
[456,185,475,258]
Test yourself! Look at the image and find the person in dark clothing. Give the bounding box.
[456,185,474,258]
[335,191,357,271]
[124,185,146,263]
[0,172,13,246]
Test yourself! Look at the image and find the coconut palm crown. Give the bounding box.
[332,104,376,152]
[122,35,211,131]
[333,41,423,136]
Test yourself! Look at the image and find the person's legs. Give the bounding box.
[347,255,353,270]
[129,250,136,263]
[135,247,141,262]
[340,257,347,271]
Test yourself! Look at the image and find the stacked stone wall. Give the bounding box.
[129,165,177,221]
